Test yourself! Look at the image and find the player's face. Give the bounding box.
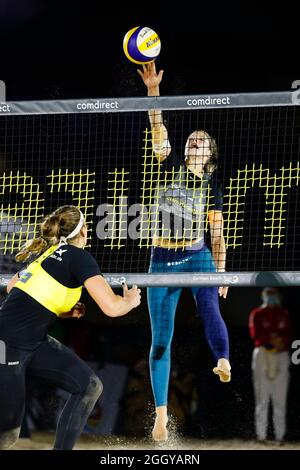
[184,131,212,170]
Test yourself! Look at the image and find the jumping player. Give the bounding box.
[138,62,231,441]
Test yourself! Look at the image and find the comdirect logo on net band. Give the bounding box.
[187,96,231,107]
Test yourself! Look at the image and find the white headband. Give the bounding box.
[60,210,85,244]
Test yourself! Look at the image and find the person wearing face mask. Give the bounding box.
[248,287,292,443]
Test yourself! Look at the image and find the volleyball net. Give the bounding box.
[0,92,300,287]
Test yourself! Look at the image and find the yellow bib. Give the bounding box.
[14,244,83,316]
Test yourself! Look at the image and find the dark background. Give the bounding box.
[1,0,300,442]
[0,1,299,99]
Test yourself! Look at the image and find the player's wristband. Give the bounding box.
[152,140,170,153]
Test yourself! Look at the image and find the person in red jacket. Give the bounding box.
[248,287,292,443]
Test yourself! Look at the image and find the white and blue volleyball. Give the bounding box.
[123,27,161,64]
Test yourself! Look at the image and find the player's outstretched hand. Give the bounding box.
[219,286,229,299]
[137,62,164,89]
[122,282,141,309]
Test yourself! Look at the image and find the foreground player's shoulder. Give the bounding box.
[68,245,96,262]
[68,246,102,284]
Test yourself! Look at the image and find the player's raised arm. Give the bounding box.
[137,62,171,162]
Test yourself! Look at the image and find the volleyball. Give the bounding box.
[123,26,161,64]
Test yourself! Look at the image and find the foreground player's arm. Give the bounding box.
[137,62,171,162]
[85,275,141,317]
[6,273,20,294]
[70,249,141,318]
[209,210,228,298]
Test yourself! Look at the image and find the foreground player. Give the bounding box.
[138,62,231,441]
[0,205,141,450]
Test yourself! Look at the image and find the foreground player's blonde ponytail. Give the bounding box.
[16,205,82,262]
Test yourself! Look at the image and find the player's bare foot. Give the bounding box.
[213,358,231,382]
[152,405,168,441]
[152,418,168,442]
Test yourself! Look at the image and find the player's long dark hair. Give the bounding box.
[203,131,218,175]
[16,205,83,262]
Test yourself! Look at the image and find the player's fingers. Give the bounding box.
[218,286,227,298]
[122,282,128,294]
[142,64,147,72]
[131,285,141,297]
[158,70,164,80]
[72,310,82,317]
[137,69,143,77]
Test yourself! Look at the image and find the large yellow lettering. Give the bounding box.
[0,171,44,253]
[223,163,300,248]
[47,169,95,246]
